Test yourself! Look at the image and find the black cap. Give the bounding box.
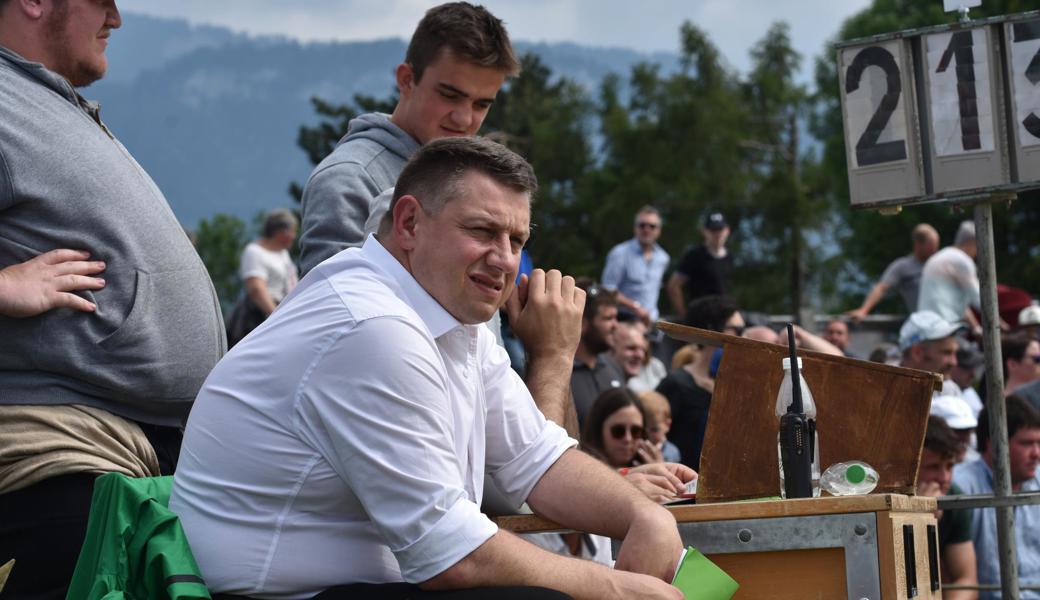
[704,212,728,231]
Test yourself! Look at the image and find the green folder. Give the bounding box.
[671,547,739,600]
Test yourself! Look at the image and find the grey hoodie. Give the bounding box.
[0,46,225,427]
[298,113,419,275]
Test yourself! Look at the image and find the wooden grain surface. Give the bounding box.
[494,494,938,533]
[658,322,943,503]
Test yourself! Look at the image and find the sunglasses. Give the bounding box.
[636,222,659,230]
[609,424,645,440]
[1029,355,1040,364]
[724,325,746,337]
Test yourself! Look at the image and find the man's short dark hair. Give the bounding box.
[925,415,963,460]
[1002,332,1034,382]
[685,295,739,331]
[576,277,618,321]
[406,2,520,82]
[977,395,1040,453]
[380,137,536,234]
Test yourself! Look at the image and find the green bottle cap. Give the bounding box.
[846,464,866,484]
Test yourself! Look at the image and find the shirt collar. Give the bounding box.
[362,234,461,339]
[628,238,661,255]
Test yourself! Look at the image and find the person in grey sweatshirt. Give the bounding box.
[298,2,520,275]
[0,2,224,597]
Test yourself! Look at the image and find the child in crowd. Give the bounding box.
[639,391,682,464]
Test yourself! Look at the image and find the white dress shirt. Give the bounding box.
[170,236,575,599]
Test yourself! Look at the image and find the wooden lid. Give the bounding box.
[659,322,942,503]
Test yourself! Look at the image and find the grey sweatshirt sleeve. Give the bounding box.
[299,161,380,276]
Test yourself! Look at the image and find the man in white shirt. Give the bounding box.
[918,221,981,332]
[171,137,683,600]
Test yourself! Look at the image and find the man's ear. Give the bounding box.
[392,195,422,251]
[16,0,46,20]
[395,62,415,98]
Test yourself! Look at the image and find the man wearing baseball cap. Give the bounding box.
[917,416,978,598]
[899,310,964,378]
[666,211,733,320]
[931,393,979,463]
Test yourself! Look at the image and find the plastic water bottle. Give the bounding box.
[775,357,821,498]
[820,461,879,496]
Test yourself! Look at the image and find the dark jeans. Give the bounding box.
[0,422,182,600]
[216,584,571,600]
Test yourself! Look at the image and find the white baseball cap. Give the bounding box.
[899,311,963,351]
[1019,303,1040,327]
[931,393,977,430]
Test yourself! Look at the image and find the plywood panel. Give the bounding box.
[658,323,942,504]
[709,548,847,600]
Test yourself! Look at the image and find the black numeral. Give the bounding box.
[845,46,908,166]
[936,31,982,151]
[1013,21,1040,140]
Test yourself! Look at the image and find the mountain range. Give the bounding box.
[88,13,680,227]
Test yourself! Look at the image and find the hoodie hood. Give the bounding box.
[337,113,420,163]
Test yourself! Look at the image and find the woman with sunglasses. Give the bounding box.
[525,387,668,565]
[582,388,663,468]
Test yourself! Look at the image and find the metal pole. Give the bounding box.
[974,200,1019,599]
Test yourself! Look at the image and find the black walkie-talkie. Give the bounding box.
[779,323,813,499]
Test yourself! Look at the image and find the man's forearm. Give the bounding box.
[421,528,668,600]
[421,451,683,599]
[527,449,683,582]
[666,274,686,317]
[245,278,277,315]
[526,355,579,437]
[857,282,888,314]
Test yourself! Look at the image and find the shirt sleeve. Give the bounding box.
[879,257,906,288]
[600,244,625,291]
[291,316,497,584]
[480,332,576,508]
[239,244,268,281]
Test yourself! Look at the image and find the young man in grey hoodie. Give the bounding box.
[298,2,520,275]
[0,1,225,597]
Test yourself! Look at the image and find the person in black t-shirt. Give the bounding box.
[918,416,977,596]
[666,212,733,321]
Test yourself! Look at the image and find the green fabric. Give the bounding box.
[66,473,211,600]
[939,482,972,547]
[671,546,739,599]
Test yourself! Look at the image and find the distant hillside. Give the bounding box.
[87,13,679,227]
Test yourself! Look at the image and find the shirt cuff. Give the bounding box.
[395,497,498,584]
[490,422,577,509]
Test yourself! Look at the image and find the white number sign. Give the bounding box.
[926,28,995,156]
[1009,19,1040,148]
[842,40,911,169]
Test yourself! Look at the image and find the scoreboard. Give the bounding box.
[837,11,1040,208]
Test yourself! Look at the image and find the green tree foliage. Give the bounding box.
[480,54,595,272]
[194,213,250,311]
[814,0,1040,312]
[584,22,751,287]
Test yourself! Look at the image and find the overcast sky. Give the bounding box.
[126,0,875,80]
